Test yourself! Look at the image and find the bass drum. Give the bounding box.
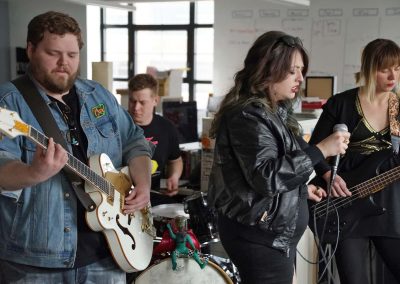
[134,257,233,284]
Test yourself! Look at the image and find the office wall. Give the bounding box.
[213,0,400,96]
[309,0,400,91]
[7,0,87,80]
[0,1,10,84]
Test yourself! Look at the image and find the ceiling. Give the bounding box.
[62,0,309,10]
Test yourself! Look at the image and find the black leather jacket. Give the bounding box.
[208,102,323,253]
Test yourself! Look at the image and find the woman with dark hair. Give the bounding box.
[207,30,350,284]
[309,38,400,284]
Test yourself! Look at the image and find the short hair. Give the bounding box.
[128,73,159,96]
[27,11,84,49]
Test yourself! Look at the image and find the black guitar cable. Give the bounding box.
[312,174,342,284]
[296,180,342,284]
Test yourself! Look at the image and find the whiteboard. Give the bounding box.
[213,0,400,97]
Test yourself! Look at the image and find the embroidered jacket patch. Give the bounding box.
[92,104,106,118]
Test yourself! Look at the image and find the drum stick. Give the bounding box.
[150,187,198,196]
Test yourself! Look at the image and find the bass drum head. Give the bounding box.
[134,257,233,284]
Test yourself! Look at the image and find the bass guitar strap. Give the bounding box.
[389,92,400,154]
[11,75,96,212]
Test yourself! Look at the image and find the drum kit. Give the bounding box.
[133,191,241,284]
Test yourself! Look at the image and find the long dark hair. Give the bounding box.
[210,31,308,138]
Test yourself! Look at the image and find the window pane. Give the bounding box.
[104,28,129,78]
[113,81,129,109]
[195,1,214,24]
[195,28,214,81]
[133,2,189,25]
[135,31,187,73]
[113,80,128,94]
[195,83,213,110]
[182,83,189,102]
[104,8,128,25]
[87,5,101,79]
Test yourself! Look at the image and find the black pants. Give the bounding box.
[334,237,400,284]
[218,232,296,284]
[217,214,307,284]
[217,198,308,284]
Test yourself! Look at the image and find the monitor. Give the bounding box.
[162,101,198,144]
[305,76,336,99]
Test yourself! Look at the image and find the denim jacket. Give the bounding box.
[0,76,153,268]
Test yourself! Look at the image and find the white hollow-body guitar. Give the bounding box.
[0,107,156,272]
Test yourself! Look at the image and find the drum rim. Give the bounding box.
[151,203,189,218]
[135,257,233,284]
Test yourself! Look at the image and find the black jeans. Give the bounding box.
[335,237,400,284]
[217,209,307,284]
[218,231,296,284]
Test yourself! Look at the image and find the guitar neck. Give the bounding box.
[29,127,114,197]
[354,164,400,198]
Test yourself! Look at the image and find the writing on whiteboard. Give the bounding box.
[232,10,254,19]
[319,8,343,17]
[386,7,400,16]
[352,8,379,16]
[259,9,280,18]
[287,9,309,17]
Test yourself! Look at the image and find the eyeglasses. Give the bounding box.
[277,35,303,48]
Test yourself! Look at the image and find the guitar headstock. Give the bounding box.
[0,107,29,139]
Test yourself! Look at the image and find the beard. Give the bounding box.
[30,61,79,94]
[43,72,78,94]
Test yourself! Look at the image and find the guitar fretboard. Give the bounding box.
[30,127,114,198]
[313,163,400,218]
[355,165,400,197]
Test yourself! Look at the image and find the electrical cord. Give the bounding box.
[296,170,342,284]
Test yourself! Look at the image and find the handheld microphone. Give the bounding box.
[330,123,348,185]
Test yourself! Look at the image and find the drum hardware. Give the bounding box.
[208,255,241,284]
[184,192,220,246]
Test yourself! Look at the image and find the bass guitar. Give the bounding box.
[309,150,400,243]
[0,107,156,272]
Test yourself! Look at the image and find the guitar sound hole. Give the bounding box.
[116,214,136,250]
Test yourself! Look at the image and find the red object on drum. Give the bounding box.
[153,229,201,255]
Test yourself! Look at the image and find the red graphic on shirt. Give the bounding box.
[146,137,158,145]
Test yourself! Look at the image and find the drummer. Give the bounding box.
[128,73,184,206]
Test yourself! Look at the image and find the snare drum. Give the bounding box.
[184,192,219,246]
[152,203,189,238]
[134,257,233,284]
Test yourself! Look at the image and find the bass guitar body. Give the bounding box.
[308,150,398,243]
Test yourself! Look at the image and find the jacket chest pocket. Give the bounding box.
[94,116,117,138]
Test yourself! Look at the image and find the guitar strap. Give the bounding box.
[388,92,400,154]
[11,75,96,212]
